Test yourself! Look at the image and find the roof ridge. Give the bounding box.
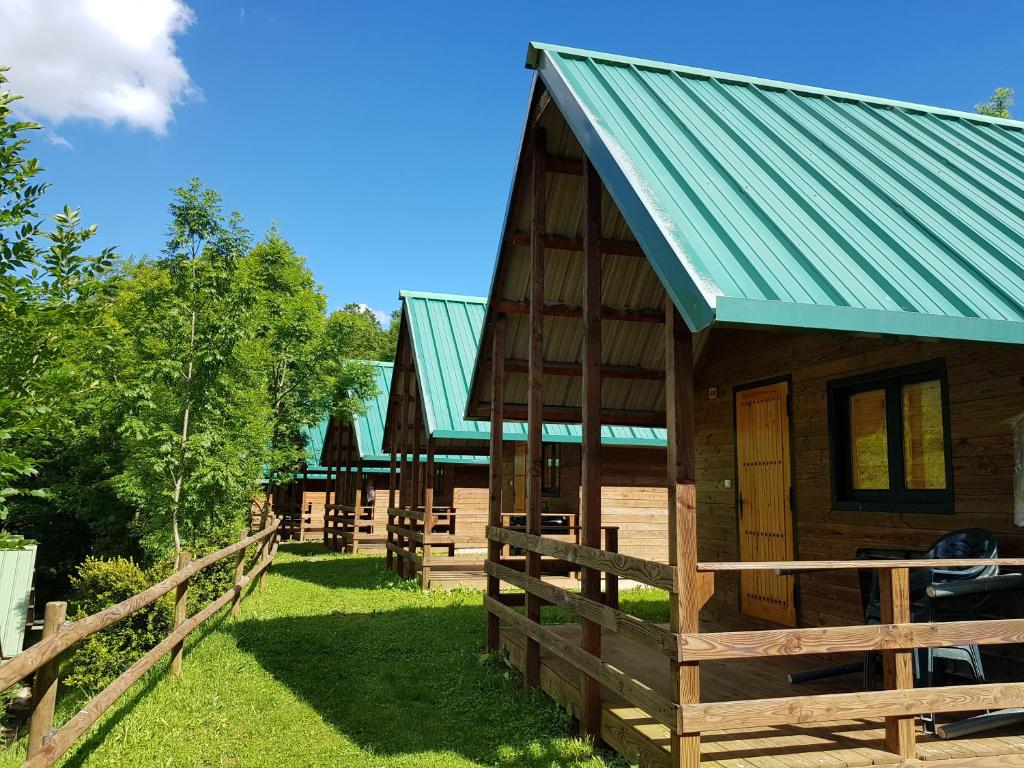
[399,289,488,303]
[527,42,1024,130]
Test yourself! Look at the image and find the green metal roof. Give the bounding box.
[528,43,1024,344]
[351,361,394,463]
[308,360,484,467]
[403,290,666,445]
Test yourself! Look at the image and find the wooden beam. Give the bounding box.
[506,231,645,258]
[487,596,680,730]
[502,358,665,381]
[665,302,700,767]
[882,567,916,758]
[481,404,666,428]
[544,154,584,175]
[494,300,662,324]
[580,156,603,742]
[697,558,1024,571]
[677,681,1024,733]
[351,457,363,554]
[487,526,675,590]
[486,316,506,652]
[525,125,546,691]
[486,560,678,658]
[421,439,435,590]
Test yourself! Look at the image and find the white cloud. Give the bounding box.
[356,304,392,327]
[0,0,198,135]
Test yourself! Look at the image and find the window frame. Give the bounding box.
[827,359,954,514]
[541,443,561,497]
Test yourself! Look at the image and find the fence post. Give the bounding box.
[604,527,620,609]
[881,567,916,759]
[230,530,247,619]
[258,520,276,592]
[170,550,192,680]
[27,601,67,758]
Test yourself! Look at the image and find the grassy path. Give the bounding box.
[2,544,624,768]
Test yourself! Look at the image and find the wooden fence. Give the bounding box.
[385,506,457,588]
[485,525,1024,766]
[2,520,281,768]
[323,503,379,553]
[278,503,313,541]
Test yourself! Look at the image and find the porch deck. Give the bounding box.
[499,622,1024,767]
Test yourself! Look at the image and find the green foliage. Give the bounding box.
[111,179,270,556]
[63,557,173,692]
[0,68,115,523]
[238,228,330,498]
[976,87,1014,118]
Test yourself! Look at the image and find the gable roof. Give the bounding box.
[403,290,666,446]
[527,42,1024,344]
[351,360,393,462]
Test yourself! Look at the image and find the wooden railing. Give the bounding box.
[385,506,457,589]
[3,520,281,768]
[485,526,1024,765]
[324,503,377,553]
[278,503,312,541]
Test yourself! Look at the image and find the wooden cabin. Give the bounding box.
[464,44,1024,768]
[255,418,334,541]
[318,361,404,553]
[381,290,669,589]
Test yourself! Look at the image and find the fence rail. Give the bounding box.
[484,525,1024,764]
[4,520,281,768]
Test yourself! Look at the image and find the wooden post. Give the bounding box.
[422,438,435,590]
[332,423,344,552]
[604,527,619,609]
[580,156,603,741]
[27,601,66,759]
[299,467,308,541]
[881,567,916,759]
[323,420,334,548]
[666,304,701,768]
[352,459,363,554]
[401,354,414,578]
[524,125,546,690]
[486,315,507,651]
[170,550,191,680]
[411,388,422,580]
[387,443,398,571]
[258,522,275,592]
[230,530,247,618]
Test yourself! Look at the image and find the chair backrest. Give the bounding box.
[922,528,998,581]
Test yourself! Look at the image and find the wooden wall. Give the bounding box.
[694,328,1024,631]
[451,464,489,549]
[498,443,669,562]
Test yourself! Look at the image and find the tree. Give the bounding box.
[239,227,331,515]
[321,304,395,423]
[112,179,270,555]
[0,67,115,525]
[976,87,1013,119]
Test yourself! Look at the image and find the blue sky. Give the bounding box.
[8,1,1023,321]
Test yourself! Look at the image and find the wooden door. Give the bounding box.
[513,443,526,515]
[735,381,797,626]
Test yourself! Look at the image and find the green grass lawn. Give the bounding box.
[1,544,649,768]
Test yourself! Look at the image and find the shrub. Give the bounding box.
[63,557,173,692]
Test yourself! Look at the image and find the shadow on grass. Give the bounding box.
[228,554,615,767]
[59,614,231,768]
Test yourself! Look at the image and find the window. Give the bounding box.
[434,465,446,497]
[828,360,953,512]
[542,443,561,496]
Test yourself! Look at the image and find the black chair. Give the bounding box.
[862,528,998,731]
